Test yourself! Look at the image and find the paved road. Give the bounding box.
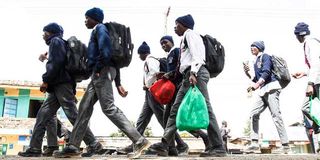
[2,154,320,160]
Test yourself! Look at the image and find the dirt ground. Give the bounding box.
[2,154,320,160]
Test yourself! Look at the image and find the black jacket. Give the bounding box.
[42,36,75,93]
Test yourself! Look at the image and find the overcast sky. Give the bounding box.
[1,0,320,138]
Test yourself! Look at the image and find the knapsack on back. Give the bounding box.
[260,54,291,88]
[201,35,225,78]
[150,57,167,73]
[65,36,90,82]
[104,22,134,68]
[184,34,225,78]
[270,55,291,88]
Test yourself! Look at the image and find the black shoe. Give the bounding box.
[42,146,59,157]
[127,138,151,159]
[117,143,133,155]
[53,144,81,158]
[81,142,105,157]
[176,143,189,155]
[149,142,169,157]
[148,142,177,156]
[18,147,42,157]
[145,149,157,155]
[200,148,227,157]
[168,147,178,156]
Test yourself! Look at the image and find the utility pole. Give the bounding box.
[164,6,171,35]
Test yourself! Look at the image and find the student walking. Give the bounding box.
[150,35,210,154]
[54,7,150,159]
[18,22,100,157]
[243,41,290,154]
[118,41,188,156]
[151,14,227,157]
[292,22,320,152]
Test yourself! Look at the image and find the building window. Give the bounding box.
[3,98,18,117]
[28,100,42,118]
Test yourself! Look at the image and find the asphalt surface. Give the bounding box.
[2,154,320,160]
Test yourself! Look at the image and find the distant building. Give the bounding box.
[0,80,86,155]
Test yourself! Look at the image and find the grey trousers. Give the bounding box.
[46,116,70,147]
[69,66,143,147]
[301,84,320,131]
[46,115,58,147]
[30,83,96,149]
[250,89,289,144]
[136,90,165,134]
[136,90,185,146]
[163,66,224,150]
[164,83,209,147]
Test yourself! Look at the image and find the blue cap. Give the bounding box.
[85,7,104,23]
[160,35,174,45]
[251,41,265,52]
[43,22,64,35]
[175,14,194,29]
[138,41,150,54]
[294,22,310,36]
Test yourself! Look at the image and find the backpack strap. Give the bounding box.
[314,38,320,43]
[149,56,160,61]
[145,56,158,73]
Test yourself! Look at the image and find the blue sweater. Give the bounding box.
[167,48,180,72]
[87,23,112,73]
[167,47,182,85]
[42,36,74,93]
[253,54,277,87]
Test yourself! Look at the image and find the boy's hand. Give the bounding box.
[156,72,166,80]
[117,85,128,97]
[39,52,48,62]
[292,72,306,79]
[40,82,48,93]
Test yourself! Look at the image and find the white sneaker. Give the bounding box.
[272,146,292,154]
[244,143,260,154]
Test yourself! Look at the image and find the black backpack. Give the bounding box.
[104,22,134,68]
[65,36,90,82]
[150,56,168,72]
[202,35,225,78]
[184,35,225,78]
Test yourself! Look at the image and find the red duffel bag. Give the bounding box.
[149,79,176,105]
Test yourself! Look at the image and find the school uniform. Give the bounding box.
[68,23,145,148]
[301,36,320,133]
[249,53,289,145]
[162,29,224,152]
[29,36,97,150]
[163,47,209,149]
